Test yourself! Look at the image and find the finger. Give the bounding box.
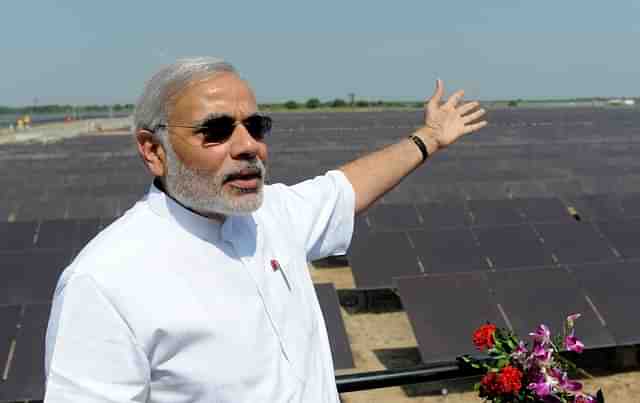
[463,120,488,134]
[462,108,486,124]
[444,90,465,108]
[427,79,444,107]
[457,101,480,115]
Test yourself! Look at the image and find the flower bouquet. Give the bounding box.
[461,314,604,402]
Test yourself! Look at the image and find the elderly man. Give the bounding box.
[44,57,486,402]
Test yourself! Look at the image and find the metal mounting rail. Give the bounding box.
[335,361,481,393]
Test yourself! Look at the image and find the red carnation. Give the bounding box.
[498,365,522,394]
[479,372,501,396]
[473,323,497,350]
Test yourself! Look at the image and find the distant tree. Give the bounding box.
[355,100,369,108]
[330,98,347,108]
[305,98,321,109]
[284,100,299,109]
[508,100,519,107]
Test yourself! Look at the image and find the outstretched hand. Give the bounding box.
[416,79,487,150]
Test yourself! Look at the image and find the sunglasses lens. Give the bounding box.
[244,115,272,140]
[201,116,235,144]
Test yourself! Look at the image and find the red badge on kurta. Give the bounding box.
[271,259,281,271]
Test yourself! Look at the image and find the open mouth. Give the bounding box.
[225,170,263,191]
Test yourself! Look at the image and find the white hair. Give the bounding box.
[133,57,236,143]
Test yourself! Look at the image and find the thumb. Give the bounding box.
[428,79,444,107]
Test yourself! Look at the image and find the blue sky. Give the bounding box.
[1,1,639,105]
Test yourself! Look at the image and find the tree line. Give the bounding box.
[0,104,135,114]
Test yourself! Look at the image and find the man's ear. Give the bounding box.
[136,129,166,177]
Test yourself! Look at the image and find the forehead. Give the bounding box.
[168,72,257,122]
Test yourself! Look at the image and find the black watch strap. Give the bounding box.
[409,134,429,163]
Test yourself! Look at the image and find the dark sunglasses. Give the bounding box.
[157,114,272,145]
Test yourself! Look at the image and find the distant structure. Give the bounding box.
[608,98,636,106]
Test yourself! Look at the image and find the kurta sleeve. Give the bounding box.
[278,170,355,261]
[44,273,150,403]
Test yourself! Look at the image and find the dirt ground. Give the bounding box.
[310,264,640,403]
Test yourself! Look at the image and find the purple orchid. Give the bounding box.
[530,324,551,345]
[532,342,552,363]
[549,367,583,393]
[575,394,596,403]
[566,313,581,328]
[528,371,555,397]
[565,332,585,353]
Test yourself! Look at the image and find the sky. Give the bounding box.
[1,1,639,106]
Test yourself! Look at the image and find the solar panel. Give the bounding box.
[0,251,70,305]
[66,195,119,219]
[0,306,20,369]
[0,304,50,402]
[620,193,640,217]
[572,262,640,345]
[596,219,640,259]
[314,283,354,369]
[0,222,36,251]
[489,268,615,349]
[468,199,524,226]
[571,194,624,221]
[415,202,468,229]
[366,204,420,231]
[347,231,420,289]
[35,219,75,249]
[475,225,553,270]
[396,272,507,363]
[534,222,617,264]
[517,197,572,223]
[410,228,487,274]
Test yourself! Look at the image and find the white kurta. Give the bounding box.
[44,170,355,403]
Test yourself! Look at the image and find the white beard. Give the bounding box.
[164,144,266,217]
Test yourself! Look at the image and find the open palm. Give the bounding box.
[420,79,487,149]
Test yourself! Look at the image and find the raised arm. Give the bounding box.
[339,80,487,214]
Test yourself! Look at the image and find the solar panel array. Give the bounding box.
[1,107,640,400]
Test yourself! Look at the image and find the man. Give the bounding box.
[44,57,486,402]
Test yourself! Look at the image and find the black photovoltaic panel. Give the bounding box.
[475,225,554,270]
[0,306,20,369]
[489,268,615,349]
[0,304,50,402]
[572,262,640,345]
[14,199,67,222]
[0,222,36,251]
[66,195,120,219]
[396,272,507,363]
[366,204,421,231]
[314,283,354,370]
[468,199,524,226]
[72,218,102,252]
[517,197,572,223]
[0,250,70,305]
[620,193,640,217]
[415,202,468,229]
[35,219,75,249]
[596,219,640,259]
[348,231,420,289]
[410,228,487,274]
[571,194,624,222]
[379,183,428,205]
[534,222,617,265]
[36,218,102,254]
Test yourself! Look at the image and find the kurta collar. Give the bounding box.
[146,181,229,242]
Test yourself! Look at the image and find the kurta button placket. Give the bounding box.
[223,217,291,362]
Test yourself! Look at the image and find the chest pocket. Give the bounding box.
[262,252,317,383]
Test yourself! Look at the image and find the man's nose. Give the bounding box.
[229,123,260,159]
